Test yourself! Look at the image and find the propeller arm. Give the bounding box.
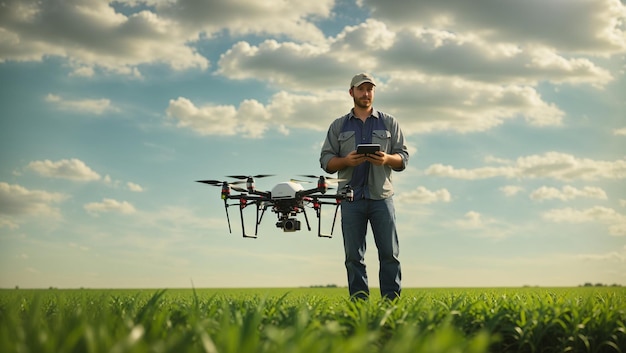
[296,187,325,199]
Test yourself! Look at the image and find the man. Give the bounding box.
[320,73,409,300]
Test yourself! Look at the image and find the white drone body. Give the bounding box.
[197,175,353,238]
[271,182,304,199]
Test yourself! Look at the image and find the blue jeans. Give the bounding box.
[341,197,401,299]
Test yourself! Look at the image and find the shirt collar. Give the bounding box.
[349,108,378,120]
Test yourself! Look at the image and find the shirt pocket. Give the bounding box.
[338,131,356,156]
[372,129,391,152]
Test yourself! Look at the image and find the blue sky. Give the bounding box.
[1,0,625,289]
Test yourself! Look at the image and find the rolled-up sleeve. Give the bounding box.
[387,115,409,171]
[319,118,343,173]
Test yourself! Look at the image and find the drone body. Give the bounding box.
[271,182,304,199]
[197,175,353,238]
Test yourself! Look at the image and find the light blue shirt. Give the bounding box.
[320,109,409,200]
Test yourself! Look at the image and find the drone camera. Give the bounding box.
[277,218,301,232]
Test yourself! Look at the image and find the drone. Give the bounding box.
[196,174,354,238]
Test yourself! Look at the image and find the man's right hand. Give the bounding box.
[326,151,367,172]
[345,150,368,167]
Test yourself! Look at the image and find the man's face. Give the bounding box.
[351,83,375,109]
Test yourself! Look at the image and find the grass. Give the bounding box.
[1,287,625,353]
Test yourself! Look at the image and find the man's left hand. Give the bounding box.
[366,151,387,166]
[367,151,405,169]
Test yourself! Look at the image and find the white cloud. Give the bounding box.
[169,79,567,136]
[0,0,336,76]
[362,0,626,54]
[0,183,67,215]
[0,0,208,75]
[155,0,332,43]
[217,40,354,90]
[198,1,624,141]
[0,182,67,221]
[456,211,488,229]
[608,223,626,237]
[127,182,144,192]
[45,94,117,115]
[426,164,516,180]
[69,66,96,77]
[217,16,614,90]
[530,185,608,201]
[377,29,612,86]
[104,175,144,191]
[517,153,626,180]
[453,211,511,240]
[167,89,355,137]
[27,158,101,181]
[166,97,270,138]
[214,16,626,134]
[103,175,114,186]
[614,127,626,136]
[543,206,626,236]
[334,19,397,52]
[265,91,349,132]
[395,186,451,204]
[426,152,626,181]
[383,76,564,133]
[500,185,524,196]
[84,198,136,215]
[4,0,619,139]
[2,0,622,93]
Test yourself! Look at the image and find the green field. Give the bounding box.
[1,287,624,353]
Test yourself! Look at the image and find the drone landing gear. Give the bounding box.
[239,199,261,239]
[302,208,312,231]
[223,198,261,238]
[313,201,341,238]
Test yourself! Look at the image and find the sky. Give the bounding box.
[1,0,625,289]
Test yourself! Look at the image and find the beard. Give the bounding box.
[353,96,372,109]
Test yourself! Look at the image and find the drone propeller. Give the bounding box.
[298,174,321,179]
[196,179,223,186]
[226,174,275,180]
[289,178,336,190]
[290,178,313,183]
[196,180,248,194]
[196,179,245,186]
[298,175,346,182]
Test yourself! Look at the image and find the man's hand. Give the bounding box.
[367,151,404,169]
[325,150,367,173]
[365,151,386,166]
[345,150,368,167]
[326,150,404,172]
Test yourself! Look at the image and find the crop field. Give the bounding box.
[1,286,625,353]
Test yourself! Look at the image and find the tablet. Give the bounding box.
[356,144,381,155]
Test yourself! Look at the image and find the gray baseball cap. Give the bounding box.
[350,73,376,88]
